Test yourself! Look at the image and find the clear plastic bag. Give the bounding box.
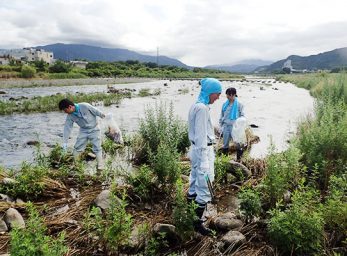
[104,113,123,144]
[232,117,248,145]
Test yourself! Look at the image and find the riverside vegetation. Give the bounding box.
[0,60,242,80]
[0,74,346,255]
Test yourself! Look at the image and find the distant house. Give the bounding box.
[70,60,88,69]
[0,55,10,65]
[23,48,54,64]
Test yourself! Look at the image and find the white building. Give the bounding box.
[23,48,54,64]
[0,55,10,65]
[70,60,88,69]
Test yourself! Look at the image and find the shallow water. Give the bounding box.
[0,78,314,168]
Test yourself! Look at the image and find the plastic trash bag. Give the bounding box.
[232,117,248,145]
[104,113,123,144]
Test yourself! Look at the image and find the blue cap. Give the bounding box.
[197,78,222,105]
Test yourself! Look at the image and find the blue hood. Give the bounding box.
[197,78,222,105]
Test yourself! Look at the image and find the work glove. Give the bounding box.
[62,143,68,151]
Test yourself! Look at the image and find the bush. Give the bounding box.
[268,187,324,255]
[21,65,36,78]
[150,142,181,185]
[83,190,133,254]
[138,102,189,163]
[127,165,155,201]
[0,162,48,199]
[323,174,347,235]
[49,60,72,73]
[296,89,347,189]
[261,144,302,207]
[172,178,197,240]
[214,154,230,185]
[238,187,262,222]
[10,202,67,256]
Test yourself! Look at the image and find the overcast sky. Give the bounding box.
[1,0,347,66]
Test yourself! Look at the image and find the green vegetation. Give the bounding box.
[238,187,262,222]
[277,72,347,102]
[10,203,67,256]
[0,60,242,80]
[0,91,130,115]
[172,178,197,240]
[83,190,133,254]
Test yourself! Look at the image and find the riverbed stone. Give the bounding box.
[0,193,13,202]
[221,230,246,247]
[5,208,25,229]
[153,223,176,236]
[26,140,39,146]
[94,190,120,210]
[2,178,18,185]
[0,219,8,233]
[214,213,243,231]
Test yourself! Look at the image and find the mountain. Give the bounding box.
[34,43,189,68]
[205,59,273,73]
[257,47,347,73]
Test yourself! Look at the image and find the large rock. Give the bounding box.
[221,230,246,247]
[153,223,177,238]
[4,208,25,229]
[214,212,243,231]
[1,178,18,185]
[0,193,14,203]
[94,190,120,210]
[0,219,8,233]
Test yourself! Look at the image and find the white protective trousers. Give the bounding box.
[188,144,215,205]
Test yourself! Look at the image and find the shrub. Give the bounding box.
[10,202,67,256]
[21,65,36,78]
[83,190,133,254]
[268,187,324,255]
[138,102,189,162]
[296,91,347,189]
[238,187,262,222]
[150,142,181,185]
[214,154,230,185]
[261,144,302,207]
[323,174,347,235]
[127,165,155,201]
[172,178,197,240]
[0,162,48,199]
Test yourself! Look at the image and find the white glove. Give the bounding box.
[62,143,68,151]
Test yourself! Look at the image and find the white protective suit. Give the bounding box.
[63,103,105,169]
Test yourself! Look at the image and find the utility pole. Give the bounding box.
[156,47,159,67]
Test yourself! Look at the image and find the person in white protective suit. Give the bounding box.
[58,98,106,171]
[219,87,245,159]
[187,78,222,235]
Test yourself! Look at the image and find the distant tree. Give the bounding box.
[21,65,36,78]
[49,60,72,73]
[126,60,140,65]
[145,62,158,68]
[32,60,48,72]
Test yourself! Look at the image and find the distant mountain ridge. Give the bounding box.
[257,47,347,73]
[205,59,273,73]
[34,43,189,68]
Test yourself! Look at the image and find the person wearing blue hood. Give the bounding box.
[187,78,222,235]
[219,87,245,157]
[58,98,106,171]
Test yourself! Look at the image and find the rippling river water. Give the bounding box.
[0,78,314,168]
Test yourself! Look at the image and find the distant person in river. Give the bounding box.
[219,87,245,159]
[58,98,106,171]
[187,78,222,236]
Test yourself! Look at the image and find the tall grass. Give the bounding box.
[277,73,347,102]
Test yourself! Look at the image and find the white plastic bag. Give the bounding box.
[104,113,123,144]
[232,117,248,145]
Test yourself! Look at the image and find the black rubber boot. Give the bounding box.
[194,204,212,236]
[221,147,229,155]
[186,193,197,204]
[236,144,244,162]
